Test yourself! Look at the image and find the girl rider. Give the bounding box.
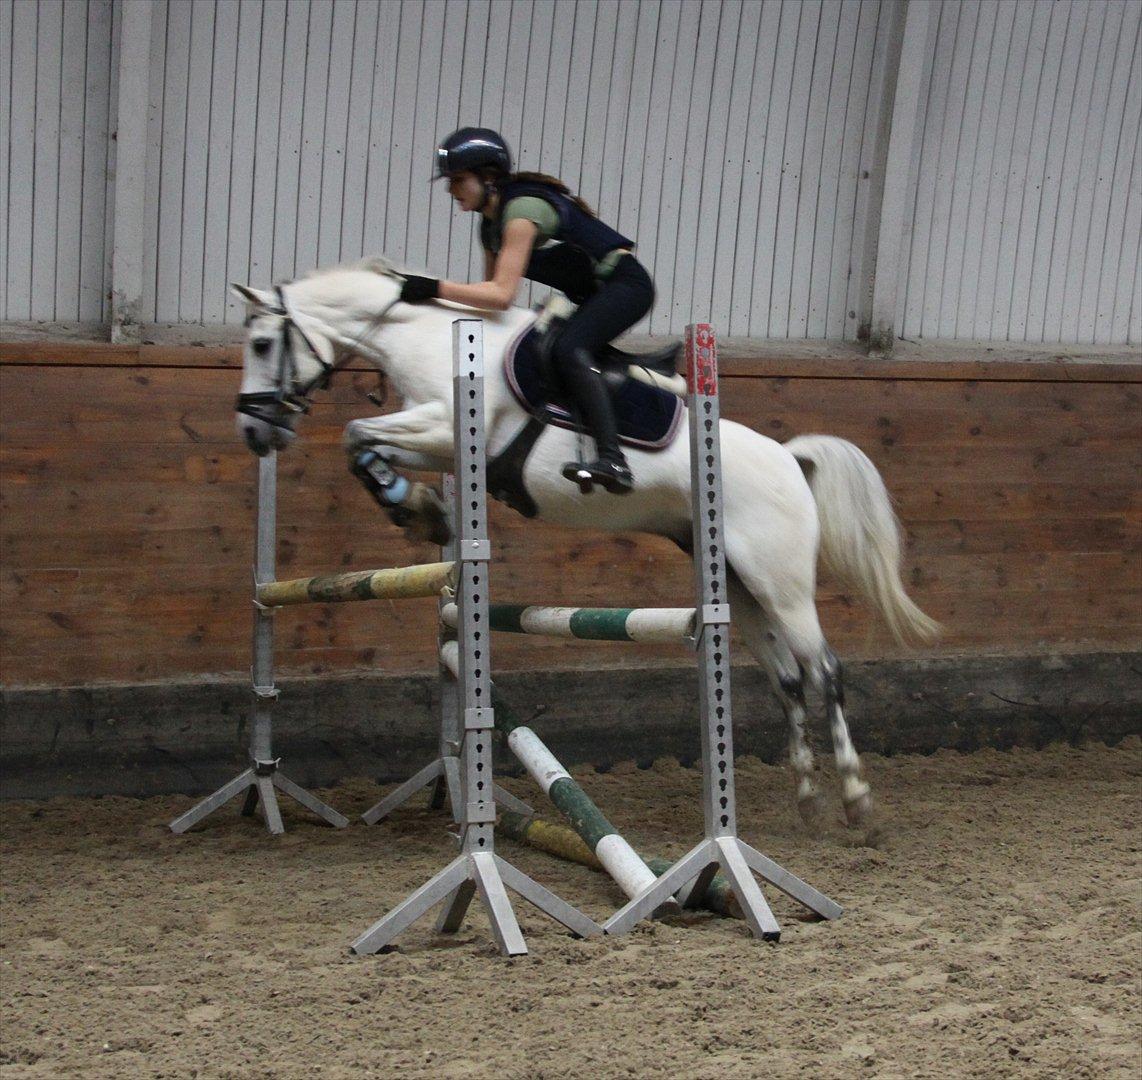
[398,127,656,495]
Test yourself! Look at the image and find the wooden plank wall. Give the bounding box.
[1,344,1139,689]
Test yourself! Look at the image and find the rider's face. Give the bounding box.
[447,171,485,212]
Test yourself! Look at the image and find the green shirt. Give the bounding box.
[481,196,627,281]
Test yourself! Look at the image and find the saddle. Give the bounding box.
[489,318,685,517]
[503,324,684,448]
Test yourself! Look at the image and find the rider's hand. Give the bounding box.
[399,275,440,303]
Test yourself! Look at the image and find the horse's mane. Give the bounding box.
[299,256,414,283]
[296,255,534,328]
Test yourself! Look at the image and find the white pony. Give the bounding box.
[232,261,937,826]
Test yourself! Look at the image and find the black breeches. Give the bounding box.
[550,256,654,460]
[552,255,655,360]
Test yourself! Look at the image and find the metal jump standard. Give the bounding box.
[169,452,351,836]
[348,319,601,956]
[599,325,842,939]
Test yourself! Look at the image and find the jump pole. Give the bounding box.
[169,452,350,836]
[498,810,745,920]
[350,319,600,956]
[600,324,843,939]
[442,603,697,643]
[437,639,680,918]
[357,473,533,827]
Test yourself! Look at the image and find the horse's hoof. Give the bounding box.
[402,483,452,546]
[399,516,451,546]
[843,789,874,827]
[797,792,826,827]
[406,515,452,547]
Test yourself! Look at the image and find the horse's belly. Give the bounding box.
[520,435,691,536]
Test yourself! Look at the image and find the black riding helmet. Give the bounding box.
[434,127,512,180]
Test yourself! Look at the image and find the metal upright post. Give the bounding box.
[602,325,843,939]
[428,473,465,816]
[358,472,530,825]
[351,320,598,956]
[170,452,349,835]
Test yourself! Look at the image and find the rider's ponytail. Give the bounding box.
[505,171,597,218]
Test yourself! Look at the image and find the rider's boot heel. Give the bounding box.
[559,455,633,495]
[586,456,633,495]
[561,460,596,494]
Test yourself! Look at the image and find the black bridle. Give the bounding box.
[235,276,405,429]
[234,285,336,429]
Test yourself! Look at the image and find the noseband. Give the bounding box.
[235,275,404,429]
[235,285,336,429]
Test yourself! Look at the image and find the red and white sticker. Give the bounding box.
[685,323,718,396]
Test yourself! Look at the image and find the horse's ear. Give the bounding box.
[230,283,274,308]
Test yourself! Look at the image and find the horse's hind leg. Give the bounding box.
[728,574,825,825]
[821,647,873,825]
[729,571,873,828]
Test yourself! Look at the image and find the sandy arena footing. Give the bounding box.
[1,739,1139,1078]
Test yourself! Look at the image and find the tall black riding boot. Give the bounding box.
[559,348,633,495]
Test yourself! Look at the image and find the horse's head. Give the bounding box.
[231,282,339,455]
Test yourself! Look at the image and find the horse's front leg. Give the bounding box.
[343,404,454,545]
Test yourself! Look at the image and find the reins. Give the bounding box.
[236,270,405,426]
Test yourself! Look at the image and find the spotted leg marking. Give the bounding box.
[779,667,825,825]
[727,574,823,825]
[822,648,872,825]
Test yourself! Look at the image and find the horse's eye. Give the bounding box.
[251,337,272,357]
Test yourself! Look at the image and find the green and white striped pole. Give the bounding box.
[441,603,696,643]
[439,640,678,916]
[498,810,743,920]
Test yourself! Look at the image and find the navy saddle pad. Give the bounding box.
[503,326,683,450]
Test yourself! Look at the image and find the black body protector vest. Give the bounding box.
[480,181,635,304]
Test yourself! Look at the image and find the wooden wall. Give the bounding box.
[1,342,1139,689]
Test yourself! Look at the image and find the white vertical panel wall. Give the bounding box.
[898,0,1142,344]
[1,0,116,321]
[133,0,892,335]
[3,0,1139,343]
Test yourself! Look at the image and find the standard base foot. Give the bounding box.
[350,851,600,957]
[169,765,349,836]
[602,836,842,939]
[360,756,533,825]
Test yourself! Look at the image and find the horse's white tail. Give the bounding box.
[784,434,939,645]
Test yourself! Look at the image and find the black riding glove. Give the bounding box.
[399,275,440,303]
